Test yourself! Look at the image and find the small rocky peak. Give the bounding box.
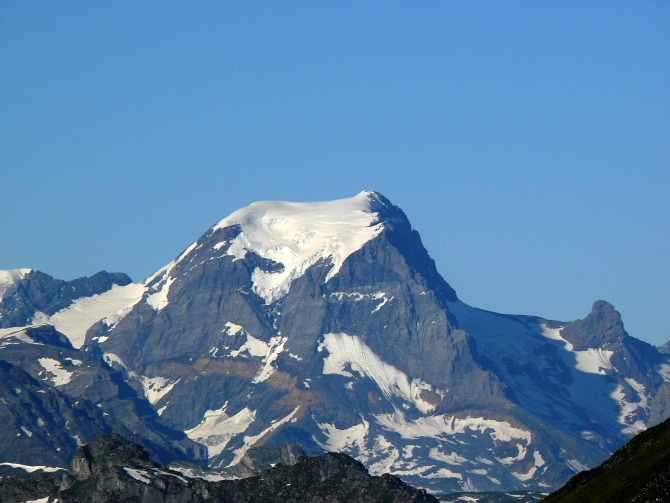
[364,190,412,230]
[560,300,627,351]
[363,191,458,303]
[242,443,305,472]
[219,443,307,479]
[25,325,73,349]
[68,434,154,481]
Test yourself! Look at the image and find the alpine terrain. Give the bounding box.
[0,434,437,503]
[1,191,669,495]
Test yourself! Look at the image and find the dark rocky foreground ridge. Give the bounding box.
[0,433,438,503]
[543,415,670,503]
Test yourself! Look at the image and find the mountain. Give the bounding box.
[543,415,670,502]
[0,270,132,335]
[0,273,205,470]
[0,433,438,502]
[1,191,669,494]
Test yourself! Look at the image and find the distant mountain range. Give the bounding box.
[1,191,669,494]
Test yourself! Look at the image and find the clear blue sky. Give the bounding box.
[2,2,668,345]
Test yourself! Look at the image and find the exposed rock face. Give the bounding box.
[0,359,111,467]
[0,434,438,503]
[68,433,153,480]
[0,324,204,468]
[1,191,670,494]
[216,443,306,479]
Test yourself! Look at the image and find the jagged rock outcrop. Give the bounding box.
[0,434,438,503]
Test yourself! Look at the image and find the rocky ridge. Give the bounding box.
[0,434,437,502]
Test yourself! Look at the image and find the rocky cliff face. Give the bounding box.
[1,191,669,494]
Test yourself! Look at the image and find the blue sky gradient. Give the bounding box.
[2,2,668,344]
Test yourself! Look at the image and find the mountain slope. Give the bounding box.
[0,324,204,469]
[543,416,670,502]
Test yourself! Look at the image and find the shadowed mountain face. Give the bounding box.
[1,191,669,494]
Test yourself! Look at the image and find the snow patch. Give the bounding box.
[30,282,146,348]
[429,448,467,465]
[168,465,228,482]
[212,192,386,304]
[611,378,648,434]
[541,324,615,375]
[574,348,615,375]
[657,363,670,382]
[0,462,62,474]
[228,333,271,359]
[124,467,151,484]
[139,376,179,405]
[103,352,127,369]
[329,291,394,314]
[566,458,589,472]
[146,275,176,312]
[223,322,244,336]
[317,417,370,454]
[0,327,37,346]
[185,404,256,458]
[38,358,74,386]
[223,323,285,375]
[368,435,400,474]
[253,336,288,383]
[229,406,301,466]
[512,465,537,482]
[153,468,188,483]
[319,332,441,413]
[424,467,463,480]
[511,450,544,481]
[374,411,532,445]
[144,242,198,312]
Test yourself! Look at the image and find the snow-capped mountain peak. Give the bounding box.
[209,191,391,304]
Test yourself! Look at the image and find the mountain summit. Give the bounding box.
[1,191,669,494]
